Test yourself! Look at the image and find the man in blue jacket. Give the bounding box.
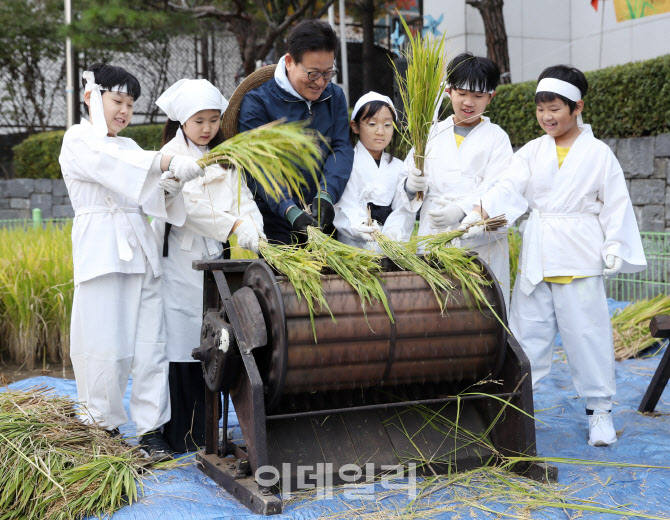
[239,19,354,244]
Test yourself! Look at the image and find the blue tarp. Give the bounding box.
[4,299,670,519]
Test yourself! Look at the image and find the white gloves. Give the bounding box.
[159,177,182,198]
[234,219,262,253]
[458,211,485,240]
[405,167,427,194]
[428,199,466,229]
[166,155,205,183]
[355,221,382,242]
[383,227,403,242]
[603,254,623,278]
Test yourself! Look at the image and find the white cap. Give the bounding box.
[156,79,229,124]
[351,91,397,122]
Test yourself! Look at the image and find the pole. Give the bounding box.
[338,0,349,105]
[65,0,75,129]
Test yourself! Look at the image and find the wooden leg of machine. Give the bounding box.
[639,315,670,413]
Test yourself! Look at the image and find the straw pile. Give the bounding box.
[0,387,154,520]
[612,294,670,361]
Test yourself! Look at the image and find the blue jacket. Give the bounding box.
[238,76,354,220]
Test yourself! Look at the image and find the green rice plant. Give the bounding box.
[508,226,521,290]
[0,222,74,368]
[0,387,157,520]
[258,238,332,341]
[374,231,454,312]
[391,14,449,200]
[611,294,670,360]
[306,227,392,323]
[197,120,325,206]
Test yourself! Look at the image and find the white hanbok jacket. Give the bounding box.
[59,118,186,286]
[480,124,647,296]
[333,141,416,248]
[152,130,263,362]
[405,115,513,242]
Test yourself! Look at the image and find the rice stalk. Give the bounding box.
[390,14,449,200]
[306,227,393,323]
[611,294,670,360]
[197,120,325,206]
[0,387,161,520]
[0,222,74,368]
[258,238,332,341]
[373,230,454,312]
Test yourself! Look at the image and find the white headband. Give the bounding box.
[82,70,111,138]
[156,79,229,124]
[351,91,397,122]
[446,82,495,95]
[536,78,582,102]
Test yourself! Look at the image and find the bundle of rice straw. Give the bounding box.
[197,120,324,205]
[306,227,392,322]
[0,387,155,520]
[391,14,449,201]
[374,230,454,312]
[258,238,332,341]
[612,294,670,361]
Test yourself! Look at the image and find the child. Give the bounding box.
[152,78,264,452]
[59,63,206,462]
[333,92,416,247]
[461,65,647,446]
[404,52,514,309]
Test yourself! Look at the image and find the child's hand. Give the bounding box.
[356,221,382,241]
[233,219,261,253]
[603,254,623,278]
[167,156,205,183]
[458,211,485,239]
[159,177,182,198]
[405,167,427,194]
[428,199,466,229]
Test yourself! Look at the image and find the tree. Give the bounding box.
[465,0,511,84]
[0,0,65,133]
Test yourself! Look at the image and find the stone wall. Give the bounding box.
[0,178,73,220]
[1,133,669,226]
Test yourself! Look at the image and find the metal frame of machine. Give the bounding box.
[192,258,557,515]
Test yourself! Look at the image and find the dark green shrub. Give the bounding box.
[487,54,670,147]
[12,124,163,179]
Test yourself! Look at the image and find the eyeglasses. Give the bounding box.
[299,62,338,81]
[360,122,394,131]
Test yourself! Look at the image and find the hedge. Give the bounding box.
[12,124,163,179]
[487,54,670,147]
[11,54,670,178]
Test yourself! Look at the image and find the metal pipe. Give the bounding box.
[266,392,519,421]
[64,0,74,128]
[338,0,349,105]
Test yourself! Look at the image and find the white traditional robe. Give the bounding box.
[405,116,514,308]
[152,130,263,362]
[333,141,416,249]
[60,118,186,434]
[480,124,646,407]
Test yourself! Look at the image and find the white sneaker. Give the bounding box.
[588,410,618,447]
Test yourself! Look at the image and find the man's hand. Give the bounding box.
[310,194,335,229]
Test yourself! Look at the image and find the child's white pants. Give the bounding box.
[509,276,614,411]
[70,261,171,434]
[470,235,510,313]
